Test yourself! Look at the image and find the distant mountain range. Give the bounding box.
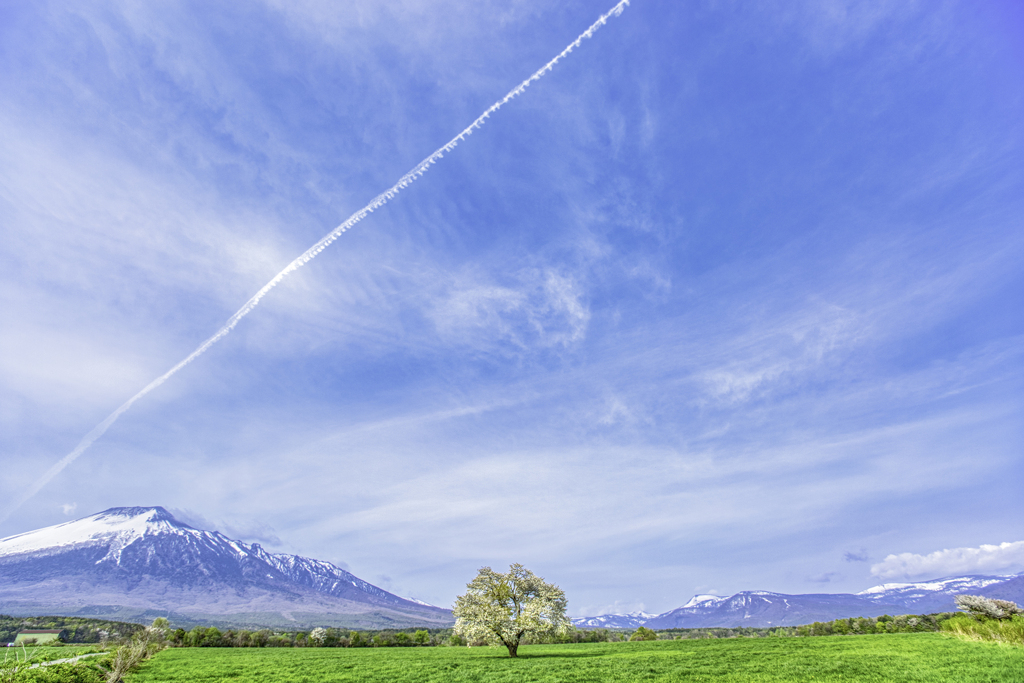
[573,573,1024,629]
[4,507,1021,631]
[0,507,452,630]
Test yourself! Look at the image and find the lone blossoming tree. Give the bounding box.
[955,594,1024,620]
[453,563,571,657]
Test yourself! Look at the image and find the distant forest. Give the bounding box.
[658,613,957,640]
[0,615,143,644]
[1,612,955,648]
[163,613,956,648]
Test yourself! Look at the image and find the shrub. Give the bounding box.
[18,662,105,683]
[630,627,658,641]
[941,613,1024,645]
[100,625,165,683]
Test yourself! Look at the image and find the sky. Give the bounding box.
[1,0,1022,617]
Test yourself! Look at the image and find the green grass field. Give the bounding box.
[128,634,1024,682]
[2,645,102,667]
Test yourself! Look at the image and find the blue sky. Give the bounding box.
[1,0,1022,616]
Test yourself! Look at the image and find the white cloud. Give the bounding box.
[1,0,1020,613]
[697,303,861,405]
[871,541,1024,580]
[0,115,291,307]
[595,394,635,426]
[429,267,589,352]
[765,0,948,64]
[169,508,283,547]
[60,503,77,516]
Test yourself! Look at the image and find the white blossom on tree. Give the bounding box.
[955,594,1024,620]
[453,563,571,657]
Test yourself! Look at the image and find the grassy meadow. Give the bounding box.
[2,645,102,667]
[128,634,1024,683]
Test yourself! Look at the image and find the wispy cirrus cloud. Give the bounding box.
[1,0,1021,614]
[169,508,283,547]
[0,1,630,525]
[430,267,589,352]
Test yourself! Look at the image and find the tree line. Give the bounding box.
[0,614,143,645]
[656,613,956,639]
[168,626,452,648]
[2,612,962,650]
[160,613,956,649]
[794,612,955,636]
[164,626,627,648]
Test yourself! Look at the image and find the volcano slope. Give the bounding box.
[0,507,452,629]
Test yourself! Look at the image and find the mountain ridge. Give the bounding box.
[573,572,1024,629]
[6,507,1021,631]
[0,507,452,630]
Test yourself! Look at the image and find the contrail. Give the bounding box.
[0,0,630,525]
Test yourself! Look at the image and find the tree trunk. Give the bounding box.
[506,641,519,657]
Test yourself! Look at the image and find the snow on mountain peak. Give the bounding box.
[681,594,727,608]
[856,574,1015,598]
[0,506,454,629]
[403,597,441,608]
[0,506,188,557]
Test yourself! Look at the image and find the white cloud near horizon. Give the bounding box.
[871,541,1024,580]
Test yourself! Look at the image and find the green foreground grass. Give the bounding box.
[3,646,102,666]
[128,634,1024,683]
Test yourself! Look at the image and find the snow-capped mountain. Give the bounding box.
[680,594,729,609]
[573,573,1024,629]
[643,590,901,629]
[0,507,452,629]
[855,574,1023,612]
